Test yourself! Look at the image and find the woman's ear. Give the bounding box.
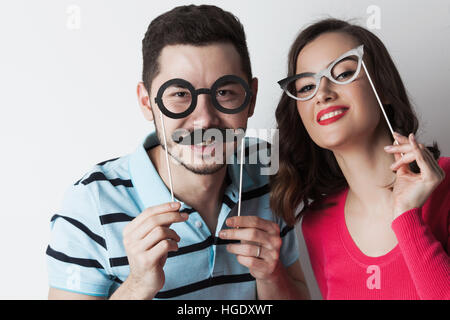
[247,77,258,118]
[137,82,154,122]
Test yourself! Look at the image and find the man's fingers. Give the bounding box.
[225,216,280,235]
[124,202,181,235]
[220,228,282,250]
[235,255,267,271]
[227,243,279,261]
[144,239,179,269]
[139,227,181,252]
[132,212,188,241]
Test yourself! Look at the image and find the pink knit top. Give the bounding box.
[302,157,450,300]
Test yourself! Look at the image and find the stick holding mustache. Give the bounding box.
[168,126,247,218]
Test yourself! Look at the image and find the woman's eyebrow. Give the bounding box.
[298,55,358,75]
[297,58,335,75]
[294,72,315,78]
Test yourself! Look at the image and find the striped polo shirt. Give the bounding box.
[46,132,299,299]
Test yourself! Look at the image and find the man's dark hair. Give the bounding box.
[142,4,252,93]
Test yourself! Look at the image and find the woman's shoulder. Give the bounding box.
[437,157,450,189]
[438,157,450,172]
[435,157,450,196]
[301,188,348,231]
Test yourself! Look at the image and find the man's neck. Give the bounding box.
[148,145,227,233]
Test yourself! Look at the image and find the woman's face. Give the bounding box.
[295,32,384,150]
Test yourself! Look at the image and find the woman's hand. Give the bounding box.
[218,216,283,282]
[384,132,445,219]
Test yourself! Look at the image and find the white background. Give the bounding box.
[0,0,449,299]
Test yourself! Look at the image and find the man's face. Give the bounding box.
[142,43,257,175]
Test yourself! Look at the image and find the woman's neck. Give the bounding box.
[332,124,396,212]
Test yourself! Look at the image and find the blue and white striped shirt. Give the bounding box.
[46,132,299,299]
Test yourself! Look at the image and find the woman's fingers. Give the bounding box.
[384,143,414,155]
[408,133,434,177]
[390,151,416,171]
[388,133,444,185]
[392,132,409,144]
[421,146,445,179]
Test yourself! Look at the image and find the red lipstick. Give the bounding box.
[316,106,349,126]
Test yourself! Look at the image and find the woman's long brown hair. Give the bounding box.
[270,18,440,226]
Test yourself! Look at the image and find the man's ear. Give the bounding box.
[247,77,258,118]
[137,82,154,122]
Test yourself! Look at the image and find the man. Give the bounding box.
[47,4,309,300]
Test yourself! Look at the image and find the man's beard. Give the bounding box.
[156,128,228,175]
[165,143,226,175]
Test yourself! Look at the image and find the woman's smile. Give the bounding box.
[316,105,350,125]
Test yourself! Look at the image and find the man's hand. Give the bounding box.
[218,216,282,281]
[110,202,188,300]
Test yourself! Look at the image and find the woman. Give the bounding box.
[270,18,449,299]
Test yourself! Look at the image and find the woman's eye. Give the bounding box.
[337,71,355,80]
[298,85,315,93]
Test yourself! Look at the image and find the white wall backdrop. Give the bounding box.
[0,0,448,299]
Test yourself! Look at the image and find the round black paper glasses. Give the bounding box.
[154,75,253,119]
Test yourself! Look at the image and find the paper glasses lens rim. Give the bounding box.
[156,75,252,118]
[282,60,362,101]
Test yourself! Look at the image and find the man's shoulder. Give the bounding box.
[58,154,138,223]
[73,155,132,188]
[61,155,135,212]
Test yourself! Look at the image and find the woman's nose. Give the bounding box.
[315,77,338,104]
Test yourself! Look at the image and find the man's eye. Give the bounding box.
[217,90,230,96]
[175,92,189,98]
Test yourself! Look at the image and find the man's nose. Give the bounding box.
[315,77,338,104]
[190,92,220,128]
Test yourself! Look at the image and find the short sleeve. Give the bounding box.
[277,217,300,268]
[46,181,113,297]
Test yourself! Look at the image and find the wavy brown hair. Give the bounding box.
[270,18,440,226]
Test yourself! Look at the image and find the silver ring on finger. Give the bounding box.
[256,245,261,258]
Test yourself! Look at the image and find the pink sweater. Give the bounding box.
[302,157,450,300]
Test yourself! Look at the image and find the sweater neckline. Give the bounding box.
[338,188,401,266]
